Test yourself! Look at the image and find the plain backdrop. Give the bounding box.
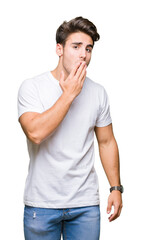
[0,0,141,239]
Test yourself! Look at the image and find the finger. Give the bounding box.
[108,214,113,222]
[117,205,123,217]
[109,213,119,222]
[59,71,65,89]
[108,205,119,222]
[69,61,83,78]
[107,201,112,214]
[80,67,87,87]
[75,61,86,79]
[59,71,65,83]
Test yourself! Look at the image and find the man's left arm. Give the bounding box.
[95,123,123,222]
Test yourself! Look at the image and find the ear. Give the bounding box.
[56,43,63,57]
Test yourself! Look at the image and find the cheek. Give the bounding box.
[86,55,92,65]
[62,55,74,73]
[63,50,77,68]
[65,48,79,61]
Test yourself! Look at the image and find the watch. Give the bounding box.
[110,185,124,193]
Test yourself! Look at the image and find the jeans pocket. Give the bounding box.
[24,206,48,234]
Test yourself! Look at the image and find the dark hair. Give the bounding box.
[56,16,100,47]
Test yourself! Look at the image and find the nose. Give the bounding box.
[80,48,86,60]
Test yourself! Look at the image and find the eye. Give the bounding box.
[86,48,92,53]
[73,45,79,49]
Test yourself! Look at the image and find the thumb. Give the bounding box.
[107,200,112,214]
[59,70,65,83]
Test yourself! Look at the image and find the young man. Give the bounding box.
[18,16,123,240]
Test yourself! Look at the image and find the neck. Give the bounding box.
[51,58,68,81]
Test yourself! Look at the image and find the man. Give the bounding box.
[18,16,123,240]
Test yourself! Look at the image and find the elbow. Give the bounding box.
[27,131,42,145]
[99,137,117,149]
[22,125,50,145]
[31,138,42,145]
[20,118,45,145]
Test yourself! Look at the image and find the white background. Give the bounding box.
[0,0,141,239]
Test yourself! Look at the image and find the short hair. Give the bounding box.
[56,16,100,47]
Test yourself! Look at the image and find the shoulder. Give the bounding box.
[20,71,49,86]
[85,76,110,108]
[18,71,49,92]
[85,76,106,94]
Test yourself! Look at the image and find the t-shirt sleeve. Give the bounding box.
[95,86,112,127]
[17,79,43,120]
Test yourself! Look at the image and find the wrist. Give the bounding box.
[110,185,124,194]
[61,92,75,104]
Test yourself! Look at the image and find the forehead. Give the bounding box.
[66,32,93,45]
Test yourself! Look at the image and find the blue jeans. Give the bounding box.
[24,205,100,240]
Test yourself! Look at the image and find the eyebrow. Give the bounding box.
[71,42,94,48]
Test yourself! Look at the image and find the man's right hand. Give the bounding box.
[19,62,87,144]
[59,61,87,101]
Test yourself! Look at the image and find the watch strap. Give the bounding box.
[110,185,124,193]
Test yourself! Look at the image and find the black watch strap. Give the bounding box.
[110,185,124,193]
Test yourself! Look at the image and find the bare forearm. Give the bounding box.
[20,61,87,144]
[99,137,121,187]
[27,93,74,144]
[95,125,123,222]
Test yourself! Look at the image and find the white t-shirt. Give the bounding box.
[17,71,112,208]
